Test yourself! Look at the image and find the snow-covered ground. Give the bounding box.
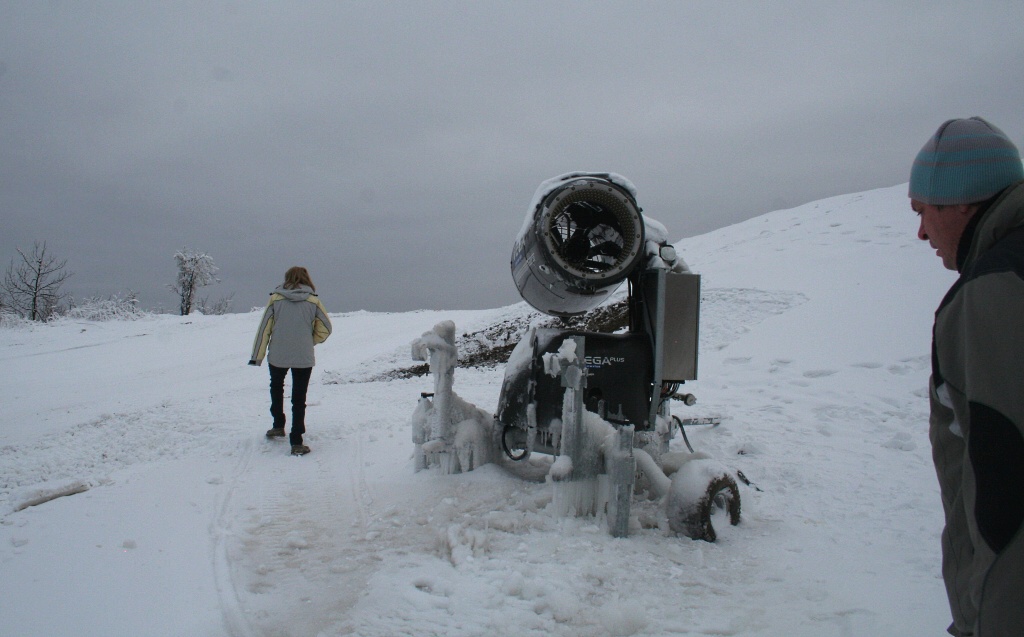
[0,184,957,636]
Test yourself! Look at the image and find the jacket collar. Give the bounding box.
[957,180,1024,272]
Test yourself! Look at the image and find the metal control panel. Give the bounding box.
[646,271,700,381]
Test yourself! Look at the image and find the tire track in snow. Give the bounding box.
[212,436,259,637]
[219,428,391,636]
[346,424,372,533]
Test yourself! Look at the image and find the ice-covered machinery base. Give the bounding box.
[410,318,740,541]
[409,172,741,541]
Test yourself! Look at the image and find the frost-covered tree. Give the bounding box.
[2,241,73,321]
[169,248,219,316]
[197,292,235,316]
[65,290,145,322]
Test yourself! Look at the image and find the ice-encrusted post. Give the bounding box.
[411,320,458,473]
[548,336,602,517]
[607,426,635,537]
[410,394,432,472]
[557,336,586,476]
[411,320,501,475]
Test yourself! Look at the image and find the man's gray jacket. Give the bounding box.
[930,180,1024,636]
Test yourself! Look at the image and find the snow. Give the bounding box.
[0,183,956,636]
[519,171,640,239]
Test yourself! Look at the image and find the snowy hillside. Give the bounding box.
[0,184,958,636]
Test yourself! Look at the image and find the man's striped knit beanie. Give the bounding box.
[909,117,1023,205]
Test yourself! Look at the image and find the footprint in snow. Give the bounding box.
[883,432,917,451]
[888,364,917,376]
[285,532,309,550]
[803,369,838,378]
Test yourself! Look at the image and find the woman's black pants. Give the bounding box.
[268,364,313,445]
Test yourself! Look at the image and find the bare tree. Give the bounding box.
[169,247,219,315]
[2,241,73,321]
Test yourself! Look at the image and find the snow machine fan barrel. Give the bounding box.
[511,174,646,317]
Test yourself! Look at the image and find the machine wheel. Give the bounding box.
[501,424,529,461]
[667,461,741,542]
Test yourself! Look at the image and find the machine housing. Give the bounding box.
[497,173,700,459]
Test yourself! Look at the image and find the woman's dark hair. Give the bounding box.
[283,266,315,291]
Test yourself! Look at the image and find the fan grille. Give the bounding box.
[544,185,641,280]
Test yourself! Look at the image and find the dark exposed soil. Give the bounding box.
[376,300,629,380]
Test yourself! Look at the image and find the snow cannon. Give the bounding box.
[495,172,742,541]
[512,173,646,317]
[502,171,700,440]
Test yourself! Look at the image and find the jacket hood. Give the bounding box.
[965,180,1024,268]
[272,284,315,301]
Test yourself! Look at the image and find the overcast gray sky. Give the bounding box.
[2,1,1022,313]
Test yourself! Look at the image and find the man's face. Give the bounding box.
[911,200,976,271]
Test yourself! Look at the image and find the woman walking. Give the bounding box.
[249,266,332,455]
